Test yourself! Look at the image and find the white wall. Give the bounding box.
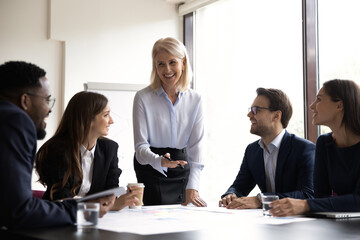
[49,0,182,105]
[0,0,182,190]
[0,0,64,139]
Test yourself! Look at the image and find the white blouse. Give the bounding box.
[133,86,205,190]
[76,144,96,197]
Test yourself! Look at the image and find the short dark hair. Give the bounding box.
[323,79,360,135]
[0,61,46,96]
[256,88,293,128]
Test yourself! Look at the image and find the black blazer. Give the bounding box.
[0,100,76,229]
[222,131,315,199]
[41,137,121,200]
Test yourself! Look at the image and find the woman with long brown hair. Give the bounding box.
[36,91,139,210]
[270,79,360,216]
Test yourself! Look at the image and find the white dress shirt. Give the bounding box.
[259,129,285,193]
[76,144,96,197]
[133,86,205,190]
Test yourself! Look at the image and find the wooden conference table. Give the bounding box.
[3,205,360,240]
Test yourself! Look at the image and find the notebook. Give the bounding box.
[309,212,360,219]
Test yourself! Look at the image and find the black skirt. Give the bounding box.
[134,147,190,205]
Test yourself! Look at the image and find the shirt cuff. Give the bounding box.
[152,156,167,177]
[186,161,204,190]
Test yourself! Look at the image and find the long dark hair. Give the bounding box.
[36,91,108,199]
[323,79,360,135]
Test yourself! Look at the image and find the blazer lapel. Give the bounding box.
[275,131,291,192]
[255,146,267,192]
[89,140,104,193]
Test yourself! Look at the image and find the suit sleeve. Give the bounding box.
[0,112,76,229]
[221,146,256,198]
[104,140,121,190]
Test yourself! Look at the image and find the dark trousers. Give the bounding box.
[134,147,190,205]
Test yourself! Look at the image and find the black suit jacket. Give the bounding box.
[0,100,76,229]
[223,131,315,199]
[41,137,121,200]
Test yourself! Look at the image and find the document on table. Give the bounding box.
[76,187,126,202]
[97,204,314,235]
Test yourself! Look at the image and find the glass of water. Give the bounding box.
[77,202,100,228]
[261,194,279,217]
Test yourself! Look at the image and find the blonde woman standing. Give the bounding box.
[133,37,206,207]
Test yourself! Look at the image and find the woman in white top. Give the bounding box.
[133,37,207,207]
[36,91,140,210]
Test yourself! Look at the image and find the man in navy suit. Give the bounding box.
[0,61,115,229]
[219,88,315,209]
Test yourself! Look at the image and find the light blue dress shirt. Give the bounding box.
[133,86,204,190]
[259,129,286,193]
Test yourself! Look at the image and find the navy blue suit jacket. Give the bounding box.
[223,131,315,199]
[41,138,121,201]
[0,100,76,229]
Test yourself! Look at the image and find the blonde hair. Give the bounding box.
[150,37,192,92]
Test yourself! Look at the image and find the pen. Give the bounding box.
[161,155,184,169]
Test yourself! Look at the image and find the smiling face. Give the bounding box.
[247,95,276,138]
[90,104,114,138]
[26,77,52,140]
[155,50,184,91]
[309,87,343,127]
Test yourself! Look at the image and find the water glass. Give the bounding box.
[77,202,100,228]
[261,194,279,216]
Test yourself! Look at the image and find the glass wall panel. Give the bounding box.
[194,0,303,203]
[318,0,360,134]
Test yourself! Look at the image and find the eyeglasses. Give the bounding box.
[248,106,274,115]
[25,92,56,109]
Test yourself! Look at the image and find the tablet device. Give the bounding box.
[76,187,126,202]
[309,212,360,219]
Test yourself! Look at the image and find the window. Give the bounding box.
[318,0,360,134]
[193,0,303,203]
